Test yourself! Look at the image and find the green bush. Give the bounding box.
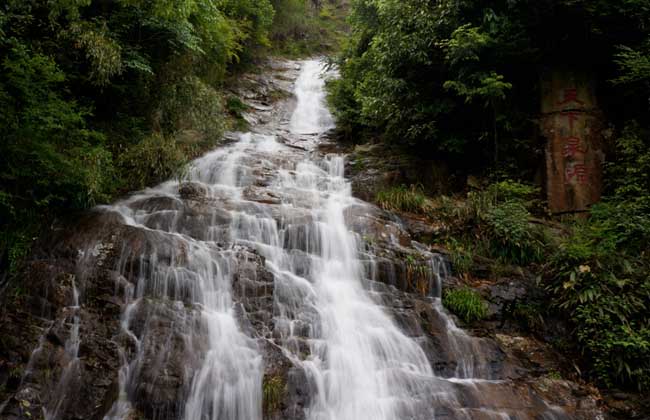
[0,224,37,276]
[445,238,474,277]
[225,95,250,130]
[540,121,650,390]
[606,122,650,209]
[157,75,226,141]
[546,200,650,389]
[269,0,348,56]
[0,42,114,217]
[485,201,544,265]
[116,133,188,191]
[436,180,546,266]
[443,287,488,323]
[488,180,540,206]
[376,185,429,214]
[263,375,285,414]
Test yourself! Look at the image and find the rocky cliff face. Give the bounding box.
[0,60,605,420]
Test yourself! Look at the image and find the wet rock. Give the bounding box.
[401,214,446,243]
[179,182,208,201]
[261,340,308,420]
[0,220,123,420]
[244,185,282,205]
[128,300,205,419]
[231,247,276,338]
[131,195,184,213]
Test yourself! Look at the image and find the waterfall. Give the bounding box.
[13,59,576,420]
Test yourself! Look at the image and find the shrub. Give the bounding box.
[225,95,250,131]
[487,180,539,204]
[269,0,348,56]
[445,238,474,277]
[443,287,488,323]
[606,122,650,208]
[157,75,226,141]
[263,375,285,414]
[438,180,546,266]
[485,201,544,265]
[116,133,188,191]
[546,200,650,390]
[376,185,429,214]
[404,254,433,295]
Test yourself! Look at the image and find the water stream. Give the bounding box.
[7,59,577,420]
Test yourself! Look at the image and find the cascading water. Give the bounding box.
[100,59,443,420]
[7,59,581,420]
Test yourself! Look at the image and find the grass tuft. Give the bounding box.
[263,375,285,414]
[443,287,488,323]
[376,184,429,214]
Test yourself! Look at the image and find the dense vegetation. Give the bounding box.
[331,0,650,391]
[0,0,347,276]
[2,0,648,398]
[330,0,650,172]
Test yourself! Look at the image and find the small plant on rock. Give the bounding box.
[443,287,488,323]
[263,374,285,414]
[445,238,474,278]
[376,184,429,214]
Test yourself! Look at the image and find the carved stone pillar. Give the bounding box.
[541,71,604,214]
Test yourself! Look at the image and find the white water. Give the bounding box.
[290,60,335,135]
[102,59,437,420]
[44,279,81,420]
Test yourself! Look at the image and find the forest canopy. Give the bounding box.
[330,0,650,173]
[0,0,344,270]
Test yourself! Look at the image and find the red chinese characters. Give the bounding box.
[563,136,587,158]
[561,111,581,130]
[558,88,589,185]
[543,72,603,213]
[557,88,585,107]
[565,162,588,184]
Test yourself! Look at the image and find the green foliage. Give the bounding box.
[435,180,545,266]
[606,122,650,209]
[445,238,474,277]
[0,41,113,218]
[545,129,650,390]
[376,185,428,214]
[226,95,249,116]
[263,375,285,414]
[116,133,188,191]
[269,0,349,57]
[0,227,36,275]
[443,287,488,324]
[1,0,341,274]
[404,254,433,295]
[485,201,544,265]
[547,212,650,389]
[331,0,650,173]
[69,22,124,86]
[488,180,539,204]
[157,75,225,141]
[225,95,250,130]
[613,45,650,86]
